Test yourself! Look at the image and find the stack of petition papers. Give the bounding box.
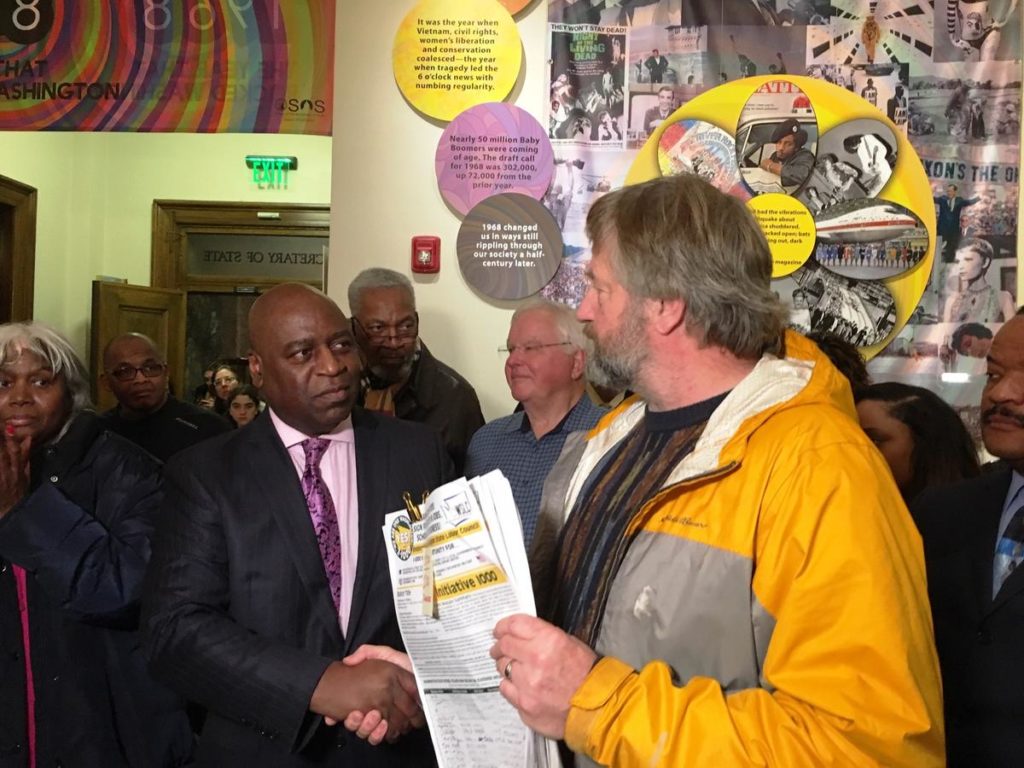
[383,471,540,768]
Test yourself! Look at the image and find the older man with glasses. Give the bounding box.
[347,268,484,475]
[100,332,230,461]
[465,299,604,548]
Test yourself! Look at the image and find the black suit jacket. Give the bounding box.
[142,408,452,766]
[913,470,1024,768]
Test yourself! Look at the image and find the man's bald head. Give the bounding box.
[248,283,360,435]
[101,332,169,417]
[103,332,162,370]
[249,284,337,354]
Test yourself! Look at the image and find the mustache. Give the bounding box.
[982,405,1024,427]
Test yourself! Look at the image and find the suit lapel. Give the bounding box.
[245,416,345,648]
[345,408,391,653]
[976,471,1014,613]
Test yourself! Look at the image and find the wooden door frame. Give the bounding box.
[0,174,36,321]
[151,200,330,292]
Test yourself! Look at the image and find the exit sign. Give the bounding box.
[246,155,298,188]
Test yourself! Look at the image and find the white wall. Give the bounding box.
[330,2,548,420]
[3,131,332,353]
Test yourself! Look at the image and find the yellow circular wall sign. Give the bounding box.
[393,0,522,121]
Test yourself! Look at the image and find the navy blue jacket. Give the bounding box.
[0,412,192,767]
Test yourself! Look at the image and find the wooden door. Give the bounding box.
[0,174,36,323]
[149,200,329,389]
[90,282,185,412]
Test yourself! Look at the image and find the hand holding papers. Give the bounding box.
[490,614,598,740]
[382,471,538,768]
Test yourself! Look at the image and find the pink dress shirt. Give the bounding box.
[268,409,360,635]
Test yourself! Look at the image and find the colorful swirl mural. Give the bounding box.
[0,0,333,134]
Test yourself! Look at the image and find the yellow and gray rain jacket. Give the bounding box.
[555,331,944,767]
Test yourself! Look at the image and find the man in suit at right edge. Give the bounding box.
[913,308,1024,767]
[143,283,451,766]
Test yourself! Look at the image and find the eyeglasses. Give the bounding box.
[354,317,418,342]
[214,375,239,387]
[108,362,166,382]
[498,342,572,357]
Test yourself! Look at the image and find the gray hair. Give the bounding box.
[511,298,589,354]
[347,268,416,316]
[0,322,92,414]
[585,174,786,360]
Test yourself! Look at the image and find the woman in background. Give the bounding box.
[947,0,1020,61]
[226,385,263,428]
[855,382,980,503]
[210,361,242,416]
[191,366,214,408]
[942,237,1016,323]
[0,322,192,766]
[594,109,622,141]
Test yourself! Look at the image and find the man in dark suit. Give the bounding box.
[143,283,451,766]
[913,309,1024,767]
[934,183,980,262]
[644,49,669,83]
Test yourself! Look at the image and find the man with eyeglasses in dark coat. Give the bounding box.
[100,333,230,462]
[347,268,484,476]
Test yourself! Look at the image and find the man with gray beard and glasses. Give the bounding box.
[347,268,483,475]
[489,173,944,767]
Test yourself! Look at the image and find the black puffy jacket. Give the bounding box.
[0,412,192,767]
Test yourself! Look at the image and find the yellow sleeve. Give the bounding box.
[564,441,945,767]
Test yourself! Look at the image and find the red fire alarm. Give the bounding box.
[411,236,441,273]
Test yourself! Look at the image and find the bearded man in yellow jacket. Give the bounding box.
[490,173,945,767]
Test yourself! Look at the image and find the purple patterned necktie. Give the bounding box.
[301,438,342,612]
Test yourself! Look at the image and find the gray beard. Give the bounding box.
[369,360,414,385]
[584,310,647,393]
[585,352,635,392]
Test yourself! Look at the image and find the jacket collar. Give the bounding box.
[31,410,104,487]
[361,342,441,417]
[983,470,1024,611]
[398,341,441,413]
[573,331,847,493]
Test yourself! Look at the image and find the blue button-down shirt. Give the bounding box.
[465,395,605,547]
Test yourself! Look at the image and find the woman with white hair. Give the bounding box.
[0,322,192,766]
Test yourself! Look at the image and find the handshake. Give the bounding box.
[310,645,420,746]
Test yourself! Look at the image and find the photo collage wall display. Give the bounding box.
[542,0,1020,445]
